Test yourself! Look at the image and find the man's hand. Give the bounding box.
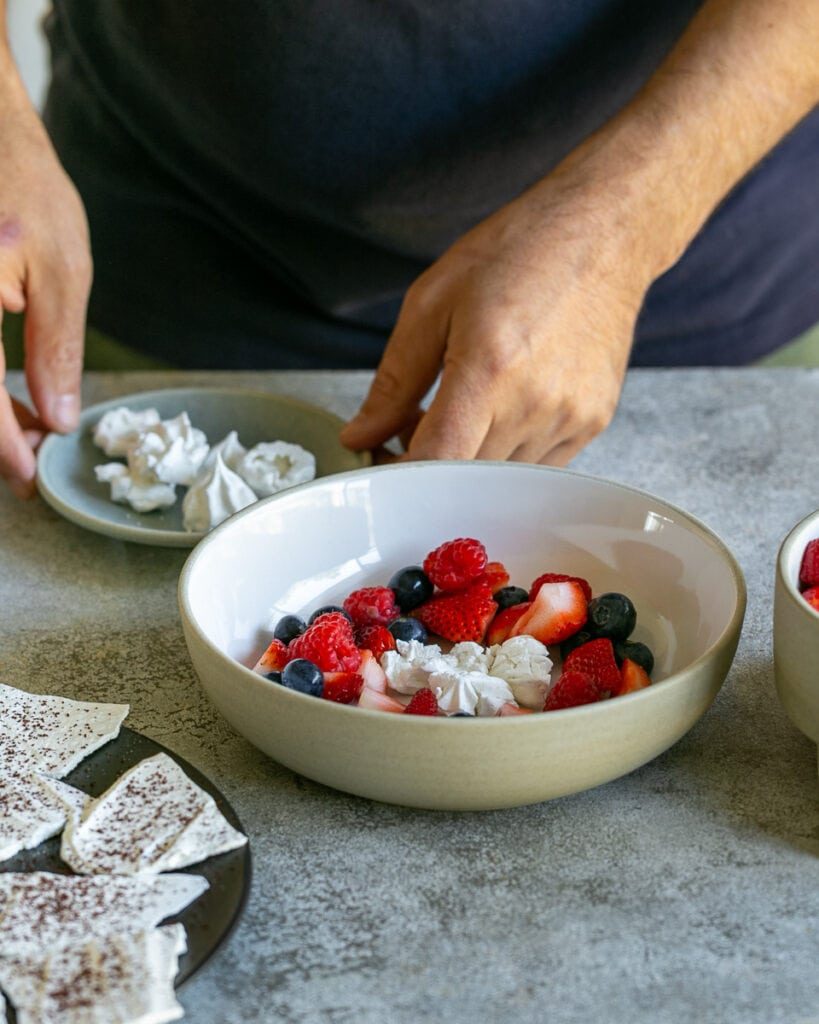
[343,0,819,464]
[0,41,91,496]
[341,181,648,464]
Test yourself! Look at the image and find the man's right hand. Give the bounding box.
[0,47,91,496]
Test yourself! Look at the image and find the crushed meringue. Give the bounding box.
[128,412,209,487]
[381,640,451,695]
[238,440,316,496]
[488,635,554,710]
[92,406,161,457]
[94,462,177,513]
[182,452,258,533]
[0,871,206,959]
[0,924,187,1024]
[48,753,247,875]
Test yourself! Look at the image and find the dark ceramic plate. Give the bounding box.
[1,727,251,993]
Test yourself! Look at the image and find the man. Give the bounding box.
[0,0,817,496]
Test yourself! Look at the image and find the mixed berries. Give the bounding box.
[254,536,656,715]
[799,538,819,613]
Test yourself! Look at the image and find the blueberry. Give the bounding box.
[388,566,433,612]
[494,586,529,611]
[451,712,474,717]
[308,605,352,625]
[273,614,306,644]
[280,658,324,697]
[586,593,637,641]
[264,671,282,684]
[388,617,428,644]
[560,631,595,660]
[614,640,654,676]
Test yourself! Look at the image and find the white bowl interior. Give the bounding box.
[185,464,741,681]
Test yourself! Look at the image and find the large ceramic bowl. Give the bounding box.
[774,508,819,743]
[179,463,746,810]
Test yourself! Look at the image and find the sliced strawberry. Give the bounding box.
[800,539,819,590]
[562,637,620,694]
[529,572,592,603]
[356,624,397,661]
[485,602,531,645]
[511,580,588,645]
[615,658,652,696]
[498,702,534,716]
[404,688,439,716]
[802,586,819,613]
[414,581,497,644]
[358,688,405,713]
[253,638,288,675]
[358,649,388,693]
[479,561,510,594]
[323,671,363,704]
[544,670,608,711]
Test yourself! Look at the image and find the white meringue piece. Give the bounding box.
[128,412,209,486]
[488,635,553,710]
[469,672,516,717]
[381,640,449,695]
[449,641,492,674]
[182,453,257,533]
[238,440,316,496]
[94,463,177,513]
[202,429,247,472]
[427,668,480,716]
[91,406,160,456]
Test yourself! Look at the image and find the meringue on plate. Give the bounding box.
[238,441,316,496]
[182,452,257,533]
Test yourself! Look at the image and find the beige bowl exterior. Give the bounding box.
[179,462,746,811]
[774,509,819,742]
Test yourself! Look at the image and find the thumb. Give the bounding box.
[340,298,445,451]
[24,258,89,433]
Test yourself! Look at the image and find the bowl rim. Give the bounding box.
[776,507,819,623]
[36,384,371,547]
[178,460,747,723]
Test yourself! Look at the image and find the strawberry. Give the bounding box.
[511,580,588,645]
[358,688,405,713]
[485,602,531,645]
[616,658,652,696]
[498,702,534,716]
[802,586,819,613]
[544,670,607,711]
[529,572,592,603]
[253,638,288,675]
[562,638,620,694]
[287,614,361,673]
[800,539,819,590]
[404,688,439,715]
[358,649,388,693]
[343,586,400,627]
[479,561,510,594]
[423,538,488,592]
[414,581,497,643]
[323,672,363,704]
[355,624,397,661]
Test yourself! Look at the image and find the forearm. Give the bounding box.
[528,0,819,284]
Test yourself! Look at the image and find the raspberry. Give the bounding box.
[356,624,397,661]
[288,615,360,673]
[343,586,400,628]
[423,538,488,592]
[404,688,439,716]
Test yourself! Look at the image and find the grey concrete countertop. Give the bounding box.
[2,368,819,1024]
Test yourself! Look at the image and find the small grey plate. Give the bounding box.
[36,386,370,547]
[2,726,251,995]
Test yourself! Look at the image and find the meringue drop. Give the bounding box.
[182,453,257,532]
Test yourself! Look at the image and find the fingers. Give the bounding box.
[339,290,446,451]
[0,387,39,497]
[23,254,90,434]
[403,361,494,460]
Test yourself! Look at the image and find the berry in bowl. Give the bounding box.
[178,462,746,810]
[252,536,657,717]
[774,510,819,744]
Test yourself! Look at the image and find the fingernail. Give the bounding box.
[49,393,80,432]
[339,416,365,441]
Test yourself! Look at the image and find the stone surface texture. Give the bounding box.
[2,369,818,1024]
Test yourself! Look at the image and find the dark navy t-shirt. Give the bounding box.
[44,2,819,368]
